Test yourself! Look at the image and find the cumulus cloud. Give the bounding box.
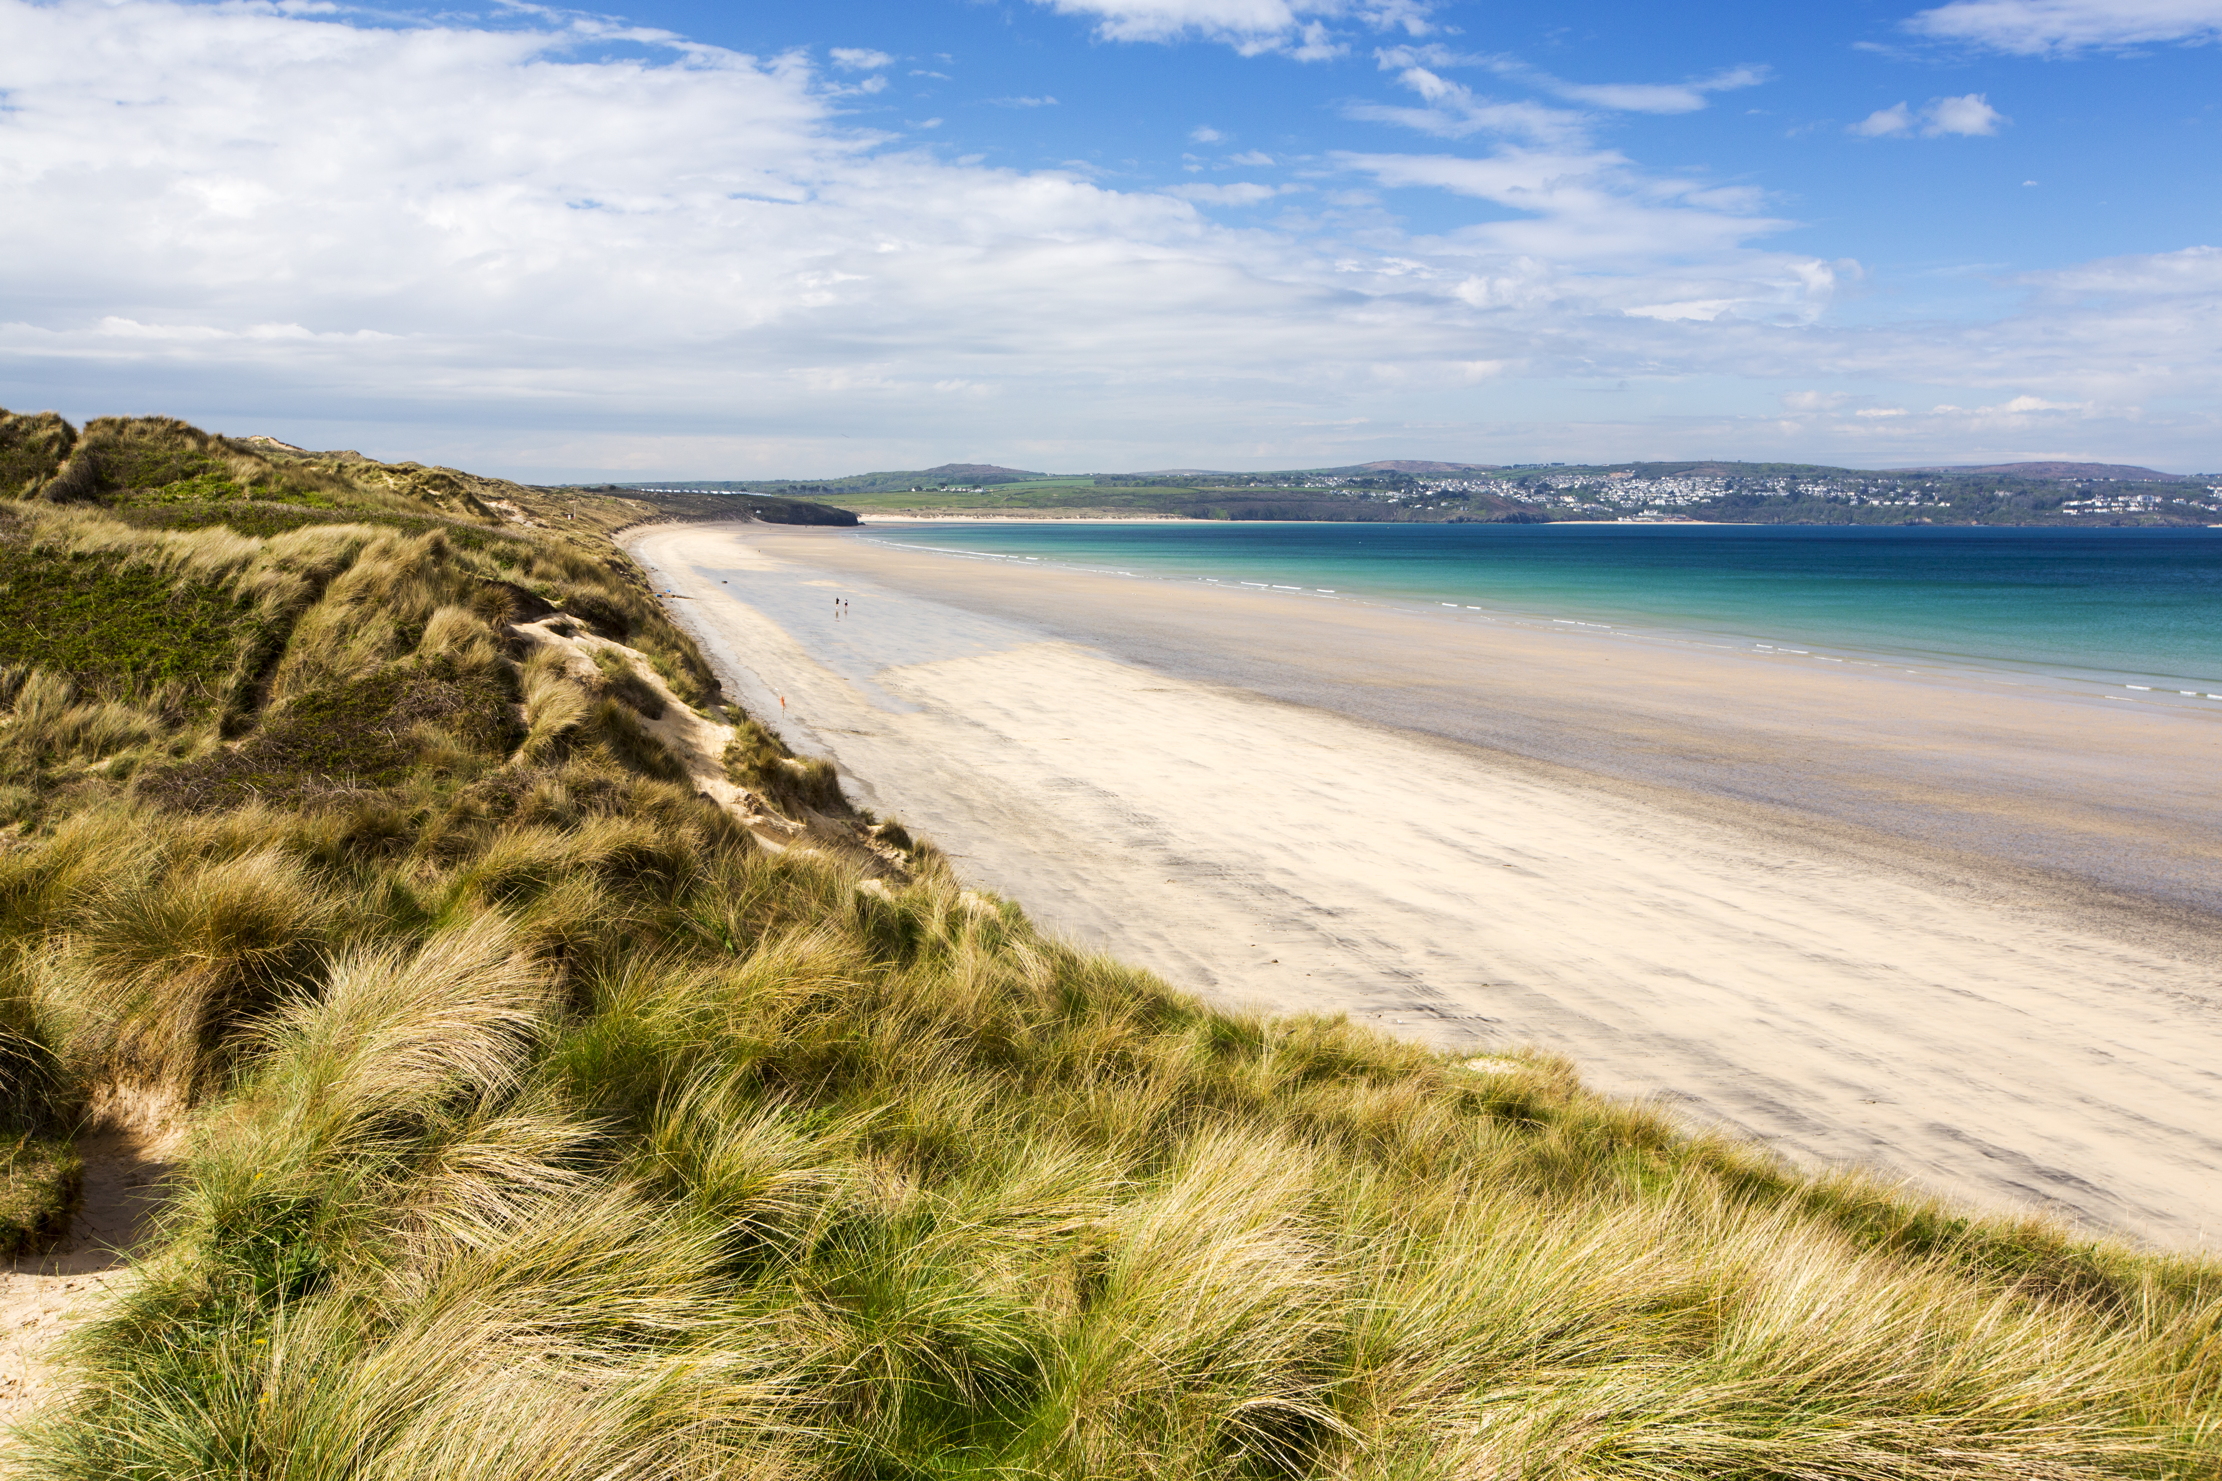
[1026,0,1432,56]
[0,0,2214,473]
[1927,93,2007,133]
[1906,0,2222,53]
[828,47,894,69]
[1853,103,1915,136]
[1853,94,2005,136]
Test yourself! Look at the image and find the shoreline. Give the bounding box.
[853,526,2222,706]
[628,519,2222,1248]
[845,513,2221,529]
[853,519,2222,700]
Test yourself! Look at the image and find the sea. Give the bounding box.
[859,521,2222,699]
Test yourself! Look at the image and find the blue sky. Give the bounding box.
[2,0,2218,475]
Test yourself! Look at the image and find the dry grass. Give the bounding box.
[0,441,2217,1480]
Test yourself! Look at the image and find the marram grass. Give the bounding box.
[0,411,2217,1480]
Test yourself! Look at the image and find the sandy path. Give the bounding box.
[630,522,2222,1248]
[0,1115,181,1431]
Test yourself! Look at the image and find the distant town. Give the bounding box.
[616,458,2222,527]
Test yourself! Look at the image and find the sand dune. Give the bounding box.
[629,521,2222,1248]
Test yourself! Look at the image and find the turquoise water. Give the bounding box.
[861,522,2222,693]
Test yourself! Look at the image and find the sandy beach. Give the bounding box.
[628,519,2222,1249]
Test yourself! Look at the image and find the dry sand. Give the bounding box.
[629,520,2222,1249]
[0,1096,184,1428]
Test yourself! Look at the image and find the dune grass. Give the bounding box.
[0,1136,82,1258]
[0,536,255,704]
[0,415,2217,1479]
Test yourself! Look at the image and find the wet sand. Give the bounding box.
[628,520,2222,1249]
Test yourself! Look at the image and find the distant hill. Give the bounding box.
[1887,461,2182,481]
[908,462,1046,483]
[1349,459,1501,474]
[617,462,1048,496]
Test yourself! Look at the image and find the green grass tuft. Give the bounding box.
[590,647,667,720]
[0,542,253,704]
[725,717,844,813]
[0,1134,84,1256]
[0,408,76,498]
[141,656,523,811]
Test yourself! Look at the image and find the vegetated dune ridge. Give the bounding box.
[626,522,2222,1250]
[0,411,2214,1479]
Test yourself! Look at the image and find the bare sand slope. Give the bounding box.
[630,522,2222,1248]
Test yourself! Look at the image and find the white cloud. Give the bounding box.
[1374,49,1769,115]
[989,95,1060,107]
[1927,93,2006,134]
[1340,150,1794,268]
[1623,299,1741,322]
[828,47,894,70]
[1906,0,2222,53]
[1852,94,2005,137]
[1551,68,1767,113]
[1190,124,1228,142]
[1164,182,1291,203]
[1026,0,1433,56]
[0,0,2215,474]
[1854,103,1916,136]
[1227,149,1276,165]
[1345,66,1589,144]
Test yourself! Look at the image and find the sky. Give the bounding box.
[1,0,2218,477]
